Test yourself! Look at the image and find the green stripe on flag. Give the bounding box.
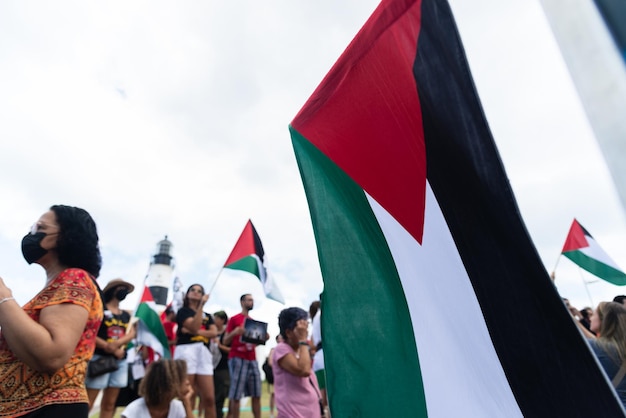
[225,255,262,279]
[291,127,426,417]
[564,250,626,286]
[136,302,171,358]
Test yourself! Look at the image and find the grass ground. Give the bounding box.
[89,381,274,418]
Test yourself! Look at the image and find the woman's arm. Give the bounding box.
[197,323,218,340]
[107,321,137,359]
[217,332,231,352]
[576,320,597,339]
[112,321,137,347]
[181,295,209,334]
[277,344,312,377]
[268,348,275,367]
[223,325,244,345]
[180,379,195,418]
[0,301,88,373]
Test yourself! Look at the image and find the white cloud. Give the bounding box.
[0,0,623,338]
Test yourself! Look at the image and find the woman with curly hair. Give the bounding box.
[0,205,104,417]
[588,301,626,407]
[122,359,194,418]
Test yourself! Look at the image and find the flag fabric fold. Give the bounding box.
[290,0,625,416]
[224,220,285,304]
[562,218,626,285]
[134,285,171,359]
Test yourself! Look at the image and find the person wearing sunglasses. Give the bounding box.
[0,205,103,417]
[175,284,218,418]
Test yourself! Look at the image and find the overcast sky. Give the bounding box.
[0,0,624,350]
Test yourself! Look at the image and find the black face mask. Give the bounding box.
[116,288,128,301]
[21,232,48,264]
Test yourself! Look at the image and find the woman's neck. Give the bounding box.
[41,259,68,284]
[107,300,121,314]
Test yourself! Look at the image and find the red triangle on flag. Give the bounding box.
[224,220,264,266]
[140,285,155,304]
[561,219,589,253]
[290,1,426,244]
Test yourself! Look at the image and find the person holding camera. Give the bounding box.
[224,294,269,418]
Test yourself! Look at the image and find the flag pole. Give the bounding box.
[551,254,562,281]
[578,268,595,308]
[208,267,224,295]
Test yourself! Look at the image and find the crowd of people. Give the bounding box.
[566,295,626,407]
[5,204,626,417]
[87,285,327,418]
[0,205,326,418]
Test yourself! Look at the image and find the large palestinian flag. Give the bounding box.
[289,0,626,416]
[562,218,626,285]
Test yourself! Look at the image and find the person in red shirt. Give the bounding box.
[224,294,269,418]
[162,306,177,357]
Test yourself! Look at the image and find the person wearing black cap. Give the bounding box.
[85,278,137,418]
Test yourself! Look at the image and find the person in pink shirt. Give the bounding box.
[272,307,322,418]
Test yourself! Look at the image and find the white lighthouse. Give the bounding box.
[145,236,175,308]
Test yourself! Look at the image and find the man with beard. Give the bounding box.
[224,294,269,418]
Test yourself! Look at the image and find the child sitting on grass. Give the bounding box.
[122,359,194,418]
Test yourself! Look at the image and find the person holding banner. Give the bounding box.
[224,294,269,418]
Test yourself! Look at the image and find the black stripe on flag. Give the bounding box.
[415,0,625,415]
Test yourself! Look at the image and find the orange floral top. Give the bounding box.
[0,268,103,417]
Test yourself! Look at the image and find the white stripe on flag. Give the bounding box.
[580,236,623,270]
[369,184,522,416]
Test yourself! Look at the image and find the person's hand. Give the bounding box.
[113,347,125,359]
[201,293,210,305]
[569,306,582,319]
[294,319,308,341]
[0,277,13,300]
[234,326,245,336]
[104,342,117,354]
[181,379,194,403]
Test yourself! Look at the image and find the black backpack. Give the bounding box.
[262,358,274,384]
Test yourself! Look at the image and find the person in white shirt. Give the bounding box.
[122,359,194,418]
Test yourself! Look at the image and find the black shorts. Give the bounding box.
[21,403,89,418]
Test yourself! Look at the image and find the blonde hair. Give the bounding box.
[596,302,626,364]
[138,359,188,408]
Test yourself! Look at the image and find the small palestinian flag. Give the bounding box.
[134,286,171,359]
[562,218,626,285]
[289,0,625,416]
[224,220,284,304]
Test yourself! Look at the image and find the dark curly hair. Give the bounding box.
[50,205,102,277]
[278,307,308,339]
[139,359,188,408]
